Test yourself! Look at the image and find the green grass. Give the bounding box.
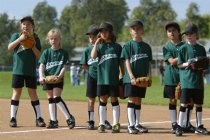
[1,72,210,107]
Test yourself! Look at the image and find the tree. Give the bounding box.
[185,2,209,38]
[128,0,177,45]
[60,0,128,47]
[0,13,19,65]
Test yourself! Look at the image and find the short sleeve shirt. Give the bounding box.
[97,42,122,85]
[39,48,69,77]
[178,43,206,89]
[121,40,152,83]
[163,42,183,86]
[80,45,98,80]
[9,32,41,77]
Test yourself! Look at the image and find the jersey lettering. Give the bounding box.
[87,57,98,65]
[130,54,148,63]
[98,54,117,65]
[46,61,63,70]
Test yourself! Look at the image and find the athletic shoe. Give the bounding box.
[128,126,139,134]
[105,120,112,130]
[67,114,75,129]
[175,125,183,136]
[36,117,46,127]
[112,123,120,133]
[171,122,178,134]
[47,120,58,129]
[9,117,17,127]
[87,120,95,130]
[195,125,209,135]
[98,124,106,133]
[183,123,195,133]
[135,124,148,133]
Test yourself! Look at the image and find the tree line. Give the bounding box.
[0,0,210,65]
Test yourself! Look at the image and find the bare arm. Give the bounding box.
[39,63,45,84]
[168,57,178,66]
[8,34,27,51]
[119,61,124,79]
[91,37,103,59]
[125,59,136,85]
[178,62,189,68]
[82,64,88,70]
[32,46,41,58]
[58,65,66,79]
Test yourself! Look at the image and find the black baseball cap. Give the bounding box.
[85,26,99,35]
[20,16,34,26]
[98,22,113,31]
[129,20,143,28]
[165,22,181,32]
[182,23,198,34]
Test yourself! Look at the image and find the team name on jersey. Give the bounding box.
[17,45,28,53]
[98,54,117,65]
[130,54,148,63]
[46,61,63,70]
[87,57,98,65]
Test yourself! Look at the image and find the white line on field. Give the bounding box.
[1,118,210,135]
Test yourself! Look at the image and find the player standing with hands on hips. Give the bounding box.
[176,23,209,136]
[80,25,112,130]
[91,22,123,133]
[39,28,75,129]
[8,16,46,127]
[121,20,152,134]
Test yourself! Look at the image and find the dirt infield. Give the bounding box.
[1,99,210,140]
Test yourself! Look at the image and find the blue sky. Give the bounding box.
[0,0,210,20]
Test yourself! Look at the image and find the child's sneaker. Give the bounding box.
[135,124,148,133]
[47,120,58,129]
[66,114,75,129]
[87,120,95,130]
[9,117,17,127]
[171,122,178,134]
[175,125,183,136]
[128,126,139,134]
[195,125,209,135]
[98,124,106,133]
[112,123,120,133]
[36,117,46,127]
[105,120,112,130]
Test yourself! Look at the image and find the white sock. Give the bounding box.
[178,110,186,127]
[56,101,70,120]
[169,109,177,123]
[128,107,135,127]
[99,105,106,125]
[49,103,56,121]
[10,105,18,118]
[89,111,94,121]
[135,109,140,126]
[112,105,120,125]
[196,111,202,127]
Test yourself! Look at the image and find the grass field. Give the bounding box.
[1,72,210,107]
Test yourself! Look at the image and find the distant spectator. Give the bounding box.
[70,63,77,86]
[158,59,165,85]
[76,66,81,86]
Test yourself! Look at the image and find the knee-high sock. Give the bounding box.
[134,104,141,126]
[31,100,42,119]
[112,101,120,125]
[99,101,107,125]
[185,105,193,127]
[54,96,70,120]
[10,100,19,118]
[88,111,94,121]
[127,102,135,127]
[169,104,177,123]
[48,98,57,121]
[178,106,186,127]
[196,107,202,127]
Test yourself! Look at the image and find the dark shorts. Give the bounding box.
[124,84,146,98]
[43,82,64,90]
[12,74,37,89]
[86,75,97,98]
[180,88,204,104]
[163,85,176,99]
[97,85,119,97]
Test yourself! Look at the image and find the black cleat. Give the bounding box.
[9,117,17,127]
[98,124,106,133]
[47,120,58,129]
[105,120,112,130]
[183,123,195,133]
[171,122,178,134]
[135,124,148,133]
[36,117,46,127]
[87,120,95,130]
[175,125,183,136]
[195,125,209,135]
[128,126,139,134]
[67,114,75,129]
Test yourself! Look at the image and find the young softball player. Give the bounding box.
[176,23,209,136]
[8,16,46,127]
[163,22,183,133]
[121,20,152,134]
[91,22,123,133]
[39,28,75,129]
[80,25,112,130]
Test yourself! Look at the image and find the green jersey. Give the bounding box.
[163,42,183,86]
[9,32,41,77]
[121,40,152,83]
[39,48,69,77]
[80,45,98,80]
[97,42,122,85]
[178,43,206,89]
